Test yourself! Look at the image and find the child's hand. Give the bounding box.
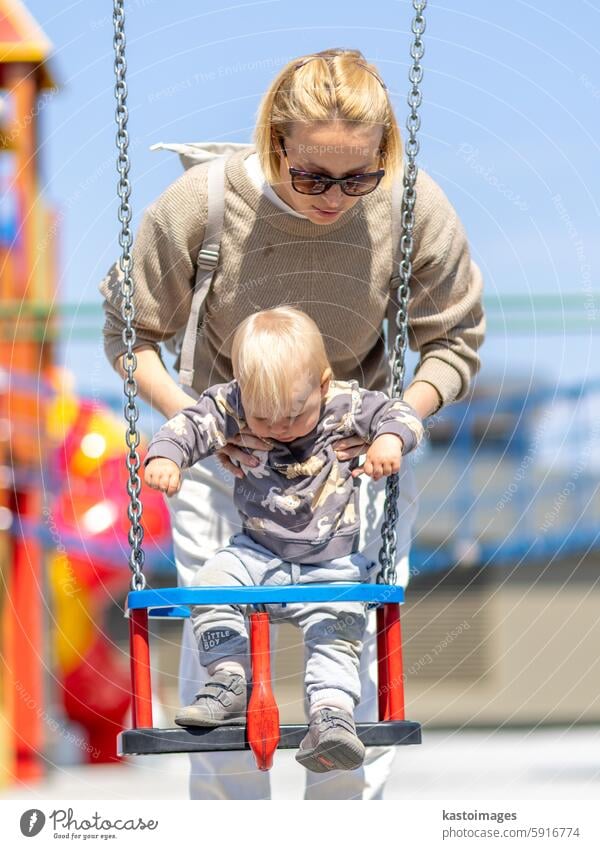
[144,457,182,496]
[351,434,404,481]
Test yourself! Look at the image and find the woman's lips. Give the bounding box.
[311,206,340,216]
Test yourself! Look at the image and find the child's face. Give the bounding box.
[244,368,331,443]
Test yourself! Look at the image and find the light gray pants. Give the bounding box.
[166,452,418,799]
[190,531,379,705]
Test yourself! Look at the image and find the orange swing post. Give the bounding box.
[247,611,280,770]
[129,608,153,728]
[376,604,405,722]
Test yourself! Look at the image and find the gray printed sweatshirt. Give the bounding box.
[144,379,424,564]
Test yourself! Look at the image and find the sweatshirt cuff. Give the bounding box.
[411,357,464,409]
[374,422,421,455]
[144,440,186,468]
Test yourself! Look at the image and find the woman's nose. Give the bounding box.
[324,183,343,201]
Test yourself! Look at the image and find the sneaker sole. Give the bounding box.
[174,713,246,728]
[295,733,366,772]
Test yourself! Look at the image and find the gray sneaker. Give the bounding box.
[296,708,365,772]
[174,672,247,727]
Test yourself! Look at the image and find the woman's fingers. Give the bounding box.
[216,432,271,480]
[215,451,245,479]
[219,443,259,468]
[332,436,368,460]
[229,430,272,451]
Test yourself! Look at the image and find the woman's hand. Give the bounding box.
[215,428,273,480]
[331,435,369,461]
[144,457,182,496]
[351,434,404,481]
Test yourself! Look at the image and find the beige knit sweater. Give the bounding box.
[99,146,485,408]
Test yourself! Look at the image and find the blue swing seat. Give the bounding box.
[125,583,406,619]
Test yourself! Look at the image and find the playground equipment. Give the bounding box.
[47,386,167,763]
[2,365,175,768]
[112,0,427,769]
[0,0,58,781]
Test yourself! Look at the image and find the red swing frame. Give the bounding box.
[128,603,406,770]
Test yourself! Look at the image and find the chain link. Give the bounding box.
[113,0,146,592]
[378,0,426,587]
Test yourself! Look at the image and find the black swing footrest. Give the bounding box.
[118,721,421,756]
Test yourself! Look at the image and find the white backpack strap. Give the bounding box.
[178,155,227,386]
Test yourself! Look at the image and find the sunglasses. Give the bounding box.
[279,141,385,197]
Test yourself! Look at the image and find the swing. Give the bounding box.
[113,0,427,770]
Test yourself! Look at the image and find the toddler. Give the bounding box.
[144,306,423,772]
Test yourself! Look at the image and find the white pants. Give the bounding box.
[165,453,418,800]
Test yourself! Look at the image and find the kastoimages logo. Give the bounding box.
[19,810,46,837]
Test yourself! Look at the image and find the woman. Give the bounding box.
[100,48,485,799]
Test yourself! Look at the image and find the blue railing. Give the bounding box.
[5,367,599,577]
[409,379,600,574]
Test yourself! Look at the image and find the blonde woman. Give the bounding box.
[100,48,485,799]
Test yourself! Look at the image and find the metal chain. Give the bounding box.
[378,0,426,587]
[113,0,146,591]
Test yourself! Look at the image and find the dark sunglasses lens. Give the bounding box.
[342,174,381,196]
[291,173,327,194]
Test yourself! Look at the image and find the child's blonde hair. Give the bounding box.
[231,307,331,423]
[253,47,402,191]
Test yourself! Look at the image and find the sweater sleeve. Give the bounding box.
[352,388,424,456]
[99,164,209,369]
[143,383,241,469]
[403,170,486,411]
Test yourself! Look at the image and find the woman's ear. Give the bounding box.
[320,367,333,396]
[271,132,283,157]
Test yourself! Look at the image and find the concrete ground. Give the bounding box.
[2,727,599,800]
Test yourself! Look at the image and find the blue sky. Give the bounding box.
[20,0,600,394]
